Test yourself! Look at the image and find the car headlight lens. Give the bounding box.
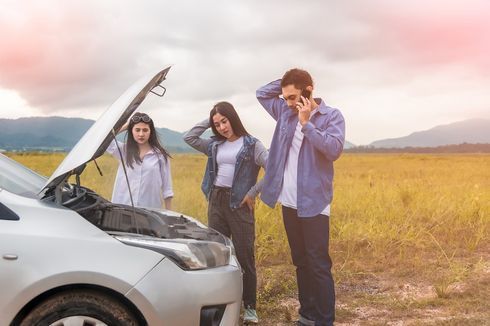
[222,234,236,256]
[115,235,231,270]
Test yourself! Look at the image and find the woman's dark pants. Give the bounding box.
[208,187,257,309]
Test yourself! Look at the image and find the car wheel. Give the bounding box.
[19,289,140,326]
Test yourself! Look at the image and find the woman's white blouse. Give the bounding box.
[106,140,173,209]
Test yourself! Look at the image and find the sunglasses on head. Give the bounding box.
[131,114,151,123]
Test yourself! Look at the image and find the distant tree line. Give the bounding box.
[345,143,490,153]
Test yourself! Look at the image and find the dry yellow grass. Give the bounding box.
[6,152,490,324]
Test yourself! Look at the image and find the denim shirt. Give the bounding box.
[183,119,268,209]
[256,79,345,217]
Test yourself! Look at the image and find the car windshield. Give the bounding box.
[0,154,46,198]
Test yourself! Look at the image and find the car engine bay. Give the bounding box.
[59,186,226,244]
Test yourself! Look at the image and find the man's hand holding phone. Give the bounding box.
[297,88,312,126]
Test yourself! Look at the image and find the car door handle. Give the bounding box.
[2,254,18,260]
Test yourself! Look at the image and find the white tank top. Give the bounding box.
[214,137,244,187]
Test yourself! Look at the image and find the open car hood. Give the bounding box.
[42,66,171,193]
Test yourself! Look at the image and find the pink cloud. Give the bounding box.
[365,2,490,71]
[0,4,134,109]
[0,6,94,81]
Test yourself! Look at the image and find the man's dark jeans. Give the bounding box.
[282,206,335,326]
[208,186,257,309]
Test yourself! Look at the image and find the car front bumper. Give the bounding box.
[126,255,242,325]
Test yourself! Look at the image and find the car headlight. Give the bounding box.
[222,234,236,256]
[115,235,231,270]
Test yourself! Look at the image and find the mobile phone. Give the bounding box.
[301,89,311,100]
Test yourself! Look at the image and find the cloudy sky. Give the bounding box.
[1,0,489,146]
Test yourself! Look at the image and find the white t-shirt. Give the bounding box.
[106,140,173,209]
[279,121,331,216]
[214,137,244,187]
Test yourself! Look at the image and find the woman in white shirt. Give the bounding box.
[107,112,173,210]
[183,102,268,324]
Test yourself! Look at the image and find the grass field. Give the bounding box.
[7,152,490,325]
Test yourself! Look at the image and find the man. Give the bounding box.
[256,68,345,326]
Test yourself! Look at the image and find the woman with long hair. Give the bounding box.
[107,112,173,210]
[183,101,268,324]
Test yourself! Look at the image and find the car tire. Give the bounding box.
[19,289,140,326]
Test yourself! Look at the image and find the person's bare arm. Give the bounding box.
[164,197,172,210]
[118,122,129,134]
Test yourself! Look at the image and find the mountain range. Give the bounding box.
[0,117,488,152]
[0,117,191,152]
[369,118,490,148]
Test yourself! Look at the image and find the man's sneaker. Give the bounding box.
[243,308,259,324]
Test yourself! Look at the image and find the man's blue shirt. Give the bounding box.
[256,79,345,217]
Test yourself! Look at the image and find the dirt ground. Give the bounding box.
[256,248,490,326]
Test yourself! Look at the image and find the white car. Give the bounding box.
[0,67,242,326]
